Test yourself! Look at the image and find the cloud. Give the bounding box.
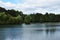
[0,0,60,14]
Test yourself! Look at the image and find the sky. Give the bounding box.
[0,0,60,14]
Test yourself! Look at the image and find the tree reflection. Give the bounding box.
[45,23,57,34]
[46,27,56,34]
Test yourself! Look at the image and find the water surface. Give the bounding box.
[0,23,60,40]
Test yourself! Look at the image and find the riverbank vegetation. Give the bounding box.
[0,7,60,24]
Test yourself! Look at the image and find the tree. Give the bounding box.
[0,12,9,24]
[0,7,6,12]
[24,15,31,24]
[48,13,55,22]
[15,15,23,24]
[7,9,17,16]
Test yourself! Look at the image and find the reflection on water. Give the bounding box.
[0,23,60,40]
[46,28,56,34]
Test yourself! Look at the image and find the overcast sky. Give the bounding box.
[0,0,60,14]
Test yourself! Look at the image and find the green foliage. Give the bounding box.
[0,7,6,12]
[15,15,23,24]
[0,12,23,24]
[8,15,23,24]
[24,15,31,24]
[0,7,60,25]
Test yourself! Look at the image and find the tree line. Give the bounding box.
[0,7,60,24]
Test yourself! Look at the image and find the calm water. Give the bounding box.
[0,23,60,40]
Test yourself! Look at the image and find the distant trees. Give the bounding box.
[24,15,31,24]
[0,12,23,24]
[0,7,6,12]
[0,7,23,24]
[6,9,23,17]
[0,7,60,24]
[0,12,9,24]
[29,12,60,23]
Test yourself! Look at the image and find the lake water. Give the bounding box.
[0,23,60,40]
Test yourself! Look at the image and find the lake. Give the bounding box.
[0,23,60,40]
